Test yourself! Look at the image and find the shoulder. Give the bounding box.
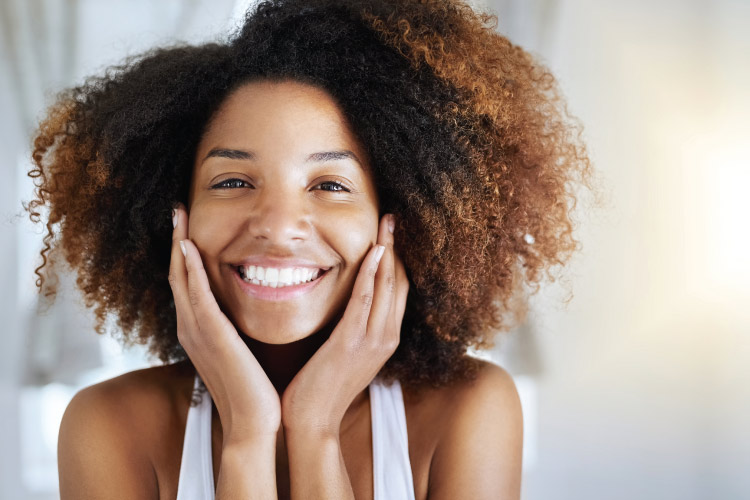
[412,358,523,500]
[436,357,522,415]
[61,361,193,436]
[57,361,193,499]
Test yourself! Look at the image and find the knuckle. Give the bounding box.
[385,336,400,353]
[168,272,177,287]
[188,286,201,307]
[369,338,384,355]
[385,273,396,292]
[360,291,374,308]
[176,329,193,350]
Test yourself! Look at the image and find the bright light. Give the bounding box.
[683,129,750,299]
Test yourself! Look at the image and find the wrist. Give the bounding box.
[217,438,277,498]
[282,417,341,440]
[284,425,354,500]
[283,422,341,446]
[284,426,343,470]
[222,431,278,453]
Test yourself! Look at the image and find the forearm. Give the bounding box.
[285,427,355,500]
[216,438,278,500]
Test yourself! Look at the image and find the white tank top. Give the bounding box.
[176,374,416,499]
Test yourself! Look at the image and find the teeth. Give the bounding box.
[279,268,293,284]
[239,265,324,288]
[265,268,278,286]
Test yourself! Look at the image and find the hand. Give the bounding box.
[168,203,281,446]
[280,213,410,436]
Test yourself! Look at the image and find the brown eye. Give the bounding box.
[210,178,251,189]
[317,181,350,192]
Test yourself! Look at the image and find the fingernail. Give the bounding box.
[387,214,395,234]
[375,245,385,263]
[180,240,186,257]
[172,209,178,228]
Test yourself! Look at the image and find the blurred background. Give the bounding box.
[1,0,748,498]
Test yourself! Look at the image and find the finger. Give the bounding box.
[168,203,199,336]
[384,221,408,351]
[389,249,409,346]
[366,214,396,341]
[181,238,237,354]
[336,240,386,348]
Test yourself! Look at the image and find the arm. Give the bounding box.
[284,427,355,500]
[216,437,278,499]
[58,384,158,500]
[427,362,524,500]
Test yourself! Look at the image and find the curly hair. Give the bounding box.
[25,0,593,390]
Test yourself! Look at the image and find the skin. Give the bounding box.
[56,79,524,500]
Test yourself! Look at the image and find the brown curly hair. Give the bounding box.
[25,0,593,390]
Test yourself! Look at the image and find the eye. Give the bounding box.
[209,178,351,192]
[210,178,251,189]
[317,181,351,193]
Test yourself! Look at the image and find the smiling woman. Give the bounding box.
[186,80,383,349]
[24,0,592,498]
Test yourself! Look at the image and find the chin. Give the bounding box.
[236,319,321,345]
[241,330,310,345]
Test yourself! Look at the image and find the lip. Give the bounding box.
[231,265,331,301]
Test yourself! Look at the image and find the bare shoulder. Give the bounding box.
[406,358,523,500]
[63,360,193,435]
[436,357,522,411]
[57,361,193,499]
[405,358,523,428]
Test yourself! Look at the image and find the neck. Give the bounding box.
[239,324,334,395]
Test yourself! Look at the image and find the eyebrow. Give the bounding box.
[202,147,364,170]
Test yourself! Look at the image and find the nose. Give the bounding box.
[246,188,312,244]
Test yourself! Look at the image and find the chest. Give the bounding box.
[152,393,436,500]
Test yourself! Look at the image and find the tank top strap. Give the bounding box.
[176,373,215,500]
[369,376,416,500]
[175,374,415,499]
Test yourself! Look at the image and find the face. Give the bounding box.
[187,79,380,344]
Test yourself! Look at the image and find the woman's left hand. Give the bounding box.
[280,213,409,436]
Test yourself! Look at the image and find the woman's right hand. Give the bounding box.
[168,202,281,447]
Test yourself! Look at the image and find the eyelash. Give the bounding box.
[210,178,351,193]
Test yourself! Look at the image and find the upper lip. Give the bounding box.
[232,256,332,271]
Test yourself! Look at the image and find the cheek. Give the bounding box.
[187,204,235,257]
[333,216,379,271]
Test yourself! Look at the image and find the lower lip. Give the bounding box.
[231,267,330,301]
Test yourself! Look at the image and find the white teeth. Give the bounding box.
[239,265,325,288]
[265,268,279,284]
[279,268,293,284]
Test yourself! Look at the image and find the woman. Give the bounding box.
[27,0,591,498]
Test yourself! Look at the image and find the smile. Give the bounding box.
[231,265,331,301]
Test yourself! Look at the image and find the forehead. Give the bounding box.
[196,79,368,166]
